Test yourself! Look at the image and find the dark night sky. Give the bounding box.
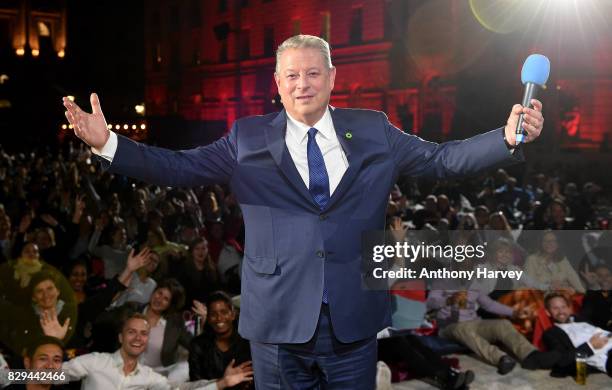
[0,0,145,150]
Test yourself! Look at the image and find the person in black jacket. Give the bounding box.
[542,292,612,377]
[189,291,251,389]
[580,263,612,332]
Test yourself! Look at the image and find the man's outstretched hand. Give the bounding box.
[63,93,110,150]
[504,99,544,146]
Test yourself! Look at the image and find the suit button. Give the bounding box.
[319,214,328,221]
[316,250,325,258]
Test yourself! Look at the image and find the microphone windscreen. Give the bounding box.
[521,54,550,86]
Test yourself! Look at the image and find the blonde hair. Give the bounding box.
[275,34,333,74]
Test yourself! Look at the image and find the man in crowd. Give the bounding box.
[62,313,253,389]
[4,336,65,390]
[428,285,559,375]
[543,292,612,377]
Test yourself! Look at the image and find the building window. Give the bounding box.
[218,0,227,13]
[292,19,301,35]
[349,7,363,44]
[264,26,274,57]
[320,12,330,42]
[240,29,250,60]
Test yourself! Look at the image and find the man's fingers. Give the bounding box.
[91,93,103,115]
[511,104,523,115]
[531,99,543,112]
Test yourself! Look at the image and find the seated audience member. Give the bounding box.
[543,293,612,377]
[2,271,76,355]
[146,226,188,260]
[112,248,158,306]
[175,238,221,305]
[63,313,253,389]
[88,219,132,280]
[4,336,65,390]
[189,291,251,387]
[65,249,150,350]
[0,242,70,306]
[524,230,585,294]
[580,263,612,331]
[474,238,544,301]
[93,278,200,373]
[428,281,559,375]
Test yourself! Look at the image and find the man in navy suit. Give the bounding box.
[63,35,544,389]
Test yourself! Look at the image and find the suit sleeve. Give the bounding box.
[95,122,239,188]
[382,112,523,179]
[542,327,594,377]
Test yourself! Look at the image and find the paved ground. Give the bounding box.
[392,354,611,390]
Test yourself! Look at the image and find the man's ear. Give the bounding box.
[23,356,31,369]
[118,332,123,346]
[274,72,281,91]
[545,309,551,318]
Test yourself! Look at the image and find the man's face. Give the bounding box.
[119,318,149,358]
[546,296,572,323]
[274,47,336,126]
[24,343,63,370]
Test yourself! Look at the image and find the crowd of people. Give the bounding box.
[0,140,611,389]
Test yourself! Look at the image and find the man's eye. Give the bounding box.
[287,74,297,79]
[309,72,319,77]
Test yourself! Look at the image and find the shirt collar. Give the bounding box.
[112,350,141,376]
[34,299,65,317]
[286,107,335,145]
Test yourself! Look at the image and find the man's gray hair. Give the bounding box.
[275,35,333,74]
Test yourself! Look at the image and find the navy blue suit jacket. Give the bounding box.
[100,107,522,343]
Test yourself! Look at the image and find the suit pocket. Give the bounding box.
[245,255,278,275]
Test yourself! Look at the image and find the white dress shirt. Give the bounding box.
[556,322,612,373]
[284,108,348,195]
[93,108,348,195]
[63,350,217,389]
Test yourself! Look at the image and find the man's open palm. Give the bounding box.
[63,93,110,150]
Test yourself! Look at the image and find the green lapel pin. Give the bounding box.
[345,131,352,139]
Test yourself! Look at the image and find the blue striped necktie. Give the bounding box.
[307,127,330,303]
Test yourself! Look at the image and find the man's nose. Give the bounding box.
[296,74,309,90]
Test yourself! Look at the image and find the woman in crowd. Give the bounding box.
[0,242,71,306]
[88,218,132,280]
[64,249,150,351]
[93,277,203,382]
[524,230,585,294]
[175,237,221,305]
[1,271,76,356]
[189,291,251,389]
[112,248,159,306]
[146,226,188,260]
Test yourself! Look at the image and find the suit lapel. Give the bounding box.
[265,110,318,209]
[323,107,365,212]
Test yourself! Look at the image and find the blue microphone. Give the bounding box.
[516,54,550,143]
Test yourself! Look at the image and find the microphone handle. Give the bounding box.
[515,82,538,143]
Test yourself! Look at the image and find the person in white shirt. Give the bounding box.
[543,292,612,377]
[63,313,253,389]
